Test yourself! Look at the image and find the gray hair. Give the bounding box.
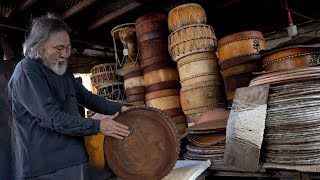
[23,13,71,59]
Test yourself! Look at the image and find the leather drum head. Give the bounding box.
[104,107,180,180]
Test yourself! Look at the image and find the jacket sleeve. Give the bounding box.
[13,65,100,136]
[74,78,123,115]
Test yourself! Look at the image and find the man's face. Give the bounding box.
[40,31,71,75]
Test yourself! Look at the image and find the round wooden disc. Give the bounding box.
[104,107,180,180]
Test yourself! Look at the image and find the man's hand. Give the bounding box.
[99,112,130,139]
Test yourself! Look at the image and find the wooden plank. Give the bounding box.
[224,85,270,172]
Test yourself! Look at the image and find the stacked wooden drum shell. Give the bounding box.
[136,12,187,134]
[111,23,146,106]
[217,31,266,107]
[262,47,320,72]
[168,3,225,126]
[91,63,125,103]
[249,68,320,165]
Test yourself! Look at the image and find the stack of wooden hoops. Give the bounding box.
[217,31,266,107]
[249,45,320,166]
[111,23,145,106]
[168,3,225,126]
[135,12,187,134]
[90,63,125,103]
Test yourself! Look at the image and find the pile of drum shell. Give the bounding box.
[248,45,320,165]
[90,63,125,103]
[135,12,188,134]
[168,3,225,126]
[216,30,266,108]
[111,23,146,106]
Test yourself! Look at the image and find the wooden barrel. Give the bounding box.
[163,108,184,117]
[145,89,179,101]
[222,63,259,107]
[126,94,145,103]
[168,3,206,32]
[146,95,181,111]
[262,47,320,72]
[125,86,146,96]
[146,89,181,111]
[144,68,180,93]
[135,12,168,44]
[180,80,226,115]
[177,51,221,87]
[217,31,266,70]
[91,63,121,88]
[123,70,144,90]
[168,24,217,62]
[139,39,171,69]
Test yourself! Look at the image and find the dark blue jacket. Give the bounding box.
[8,58,122,178]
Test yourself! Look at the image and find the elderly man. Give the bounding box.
[8,14,130,179]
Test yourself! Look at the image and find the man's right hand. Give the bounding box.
[99,112,130,139]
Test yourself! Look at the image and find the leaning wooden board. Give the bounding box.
[224,85,269,172]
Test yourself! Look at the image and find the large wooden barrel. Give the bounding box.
[143,64,180,93]
[168,24,217,62]
[180,80,226,115]
[262,47,320,72]
[168,3,207,32]
[217,31,266,70]
[222,63,259,107]
[138,39,172,69]
[146,89,181,112]
[135,12,168,44]
[177,51,221,87]
[123,70,144,90]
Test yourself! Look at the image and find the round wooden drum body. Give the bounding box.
[169,24,217,62]
[143,65,180,93]
[111,23,141,76]
[91,63,121,88]
[168,3,207,32]
[104,107,179,180]
[172,115,188,134]
[139,39,172,69]
[180,80,226,115]
[177,51,220,87]
[222,63,259,107]
[217,31,266,70]
[262,47,320,72]
[123,70,145,90]
[97,82,125,102]
[135,12,168,44]
[146,89,181,112]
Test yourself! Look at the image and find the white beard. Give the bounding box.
[43,61,68,75]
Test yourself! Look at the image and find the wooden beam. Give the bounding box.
[61,0,97,20]
[17,0,38,12]
[87,1,141,30]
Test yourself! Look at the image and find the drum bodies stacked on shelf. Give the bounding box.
[168,3,225,126]
[90,63,125,102]
[135,12,187,134]
[111,23,145,106]
[217,31,266,107]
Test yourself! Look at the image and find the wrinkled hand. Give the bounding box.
[99,112,130,139]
